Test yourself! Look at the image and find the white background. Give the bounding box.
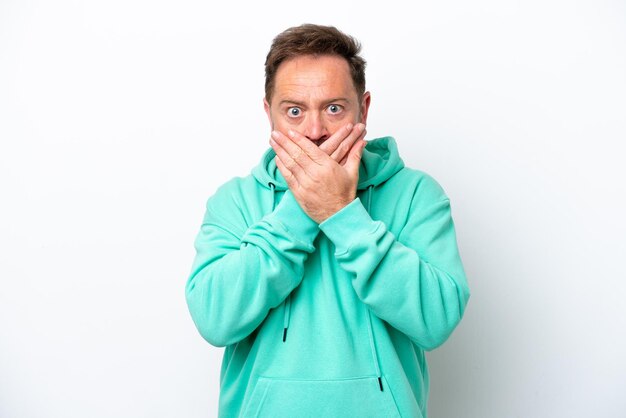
[1,1,625,417]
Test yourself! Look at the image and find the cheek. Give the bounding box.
[277,115,301,128]
[325,113,358,133]
[324,121,347,136]
[269,116,297,134]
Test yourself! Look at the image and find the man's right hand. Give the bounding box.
[319,123,367,165]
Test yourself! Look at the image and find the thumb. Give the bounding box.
[344,139,366,177]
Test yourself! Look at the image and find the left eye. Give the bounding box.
[327,104,342,114]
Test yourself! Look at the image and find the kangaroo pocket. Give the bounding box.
[240,375,401,418]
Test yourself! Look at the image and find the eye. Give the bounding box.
[287,107,302,117]
[327,104,343,114]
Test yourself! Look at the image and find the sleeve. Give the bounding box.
[185,182,320,347]
[318,176,470,351]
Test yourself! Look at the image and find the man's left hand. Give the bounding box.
[270,129,365,223]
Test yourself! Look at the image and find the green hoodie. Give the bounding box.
[185,136,470,418]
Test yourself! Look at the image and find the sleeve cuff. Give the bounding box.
[319,197,381,254]
[265,190,320,246]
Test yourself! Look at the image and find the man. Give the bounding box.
[185,24,470,418]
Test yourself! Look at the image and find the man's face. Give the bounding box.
[264,54,370,147]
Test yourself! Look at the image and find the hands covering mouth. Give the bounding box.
[269,123,367,223]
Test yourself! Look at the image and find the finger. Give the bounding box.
[274,154,297,189]
[318,123,354,157]
[344,139,367,179]
[330,124,366,163]
[339,136,365,166]
[271,130,323,170]
[275,153,314,191]
[270,133,308,182]
[284,129,331,165]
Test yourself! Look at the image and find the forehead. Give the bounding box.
[272,54,357,104]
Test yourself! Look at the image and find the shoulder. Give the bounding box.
[390,167,449,203]
[199,174,261,236]
[203,174,261,219]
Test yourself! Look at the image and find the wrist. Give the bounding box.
[314,197,355,223]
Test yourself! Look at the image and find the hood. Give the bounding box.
[251,136,405,190]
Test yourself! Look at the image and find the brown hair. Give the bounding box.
[264,24,367,103]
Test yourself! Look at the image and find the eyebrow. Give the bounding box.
[278,97,351,107]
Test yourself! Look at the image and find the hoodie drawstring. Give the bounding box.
[268,182,293,343]
[268,182,276,212]
[363,185,383,391]
[283,294,292,342]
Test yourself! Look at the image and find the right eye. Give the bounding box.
[287,107,302,117]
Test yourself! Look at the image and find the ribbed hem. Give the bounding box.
[266,191,319,246]
[319,198,379,255]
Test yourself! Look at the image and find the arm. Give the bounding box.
[185,181,319,347]
[318,176,471,351]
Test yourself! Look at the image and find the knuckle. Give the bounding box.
[308,170,320,183]
[302,175,317,190]
[299,176,311,188]
[285,158,297,171]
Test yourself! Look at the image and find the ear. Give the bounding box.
[263,97,273,128]
[359,91,371,124]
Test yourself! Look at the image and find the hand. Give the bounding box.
[319,123,367,165]
[269,128,366,223]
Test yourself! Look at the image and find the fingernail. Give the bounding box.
[288,129,295,138]
[271,131,279,139]
[346,123,353,131]
[356,123,364,132]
